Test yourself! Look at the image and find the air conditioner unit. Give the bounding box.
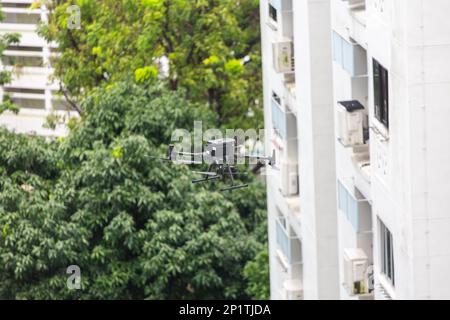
[337,100,365,147]
[280,162,298,196]
[282,279,303,300]
[273,41,294,73]
[343,248,370,296]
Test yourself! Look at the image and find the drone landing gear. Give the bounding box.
[192,175,221,184]
[192,164,221,184]
[220,184,248,192]
[191,163,249,192]
[220,164,248,192]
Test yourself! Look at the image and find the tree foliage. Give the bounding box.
[0,81,267,299]
[243,245,270,300]
[0,0,269,300]
[38,0,262,128]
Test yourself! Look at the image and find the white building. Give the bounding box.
[0,0,74,137]
[261,0,450,300]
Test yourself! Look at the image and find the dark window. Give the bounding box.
[379,219,395,286]
[373,59,389,128]
[269,3,278,22]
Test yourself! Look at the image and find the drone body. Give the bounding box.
[160,138,276,192]
[204,138,236,165]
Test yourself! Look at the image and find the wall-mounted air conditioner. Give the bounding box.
[273,41,294,73]
[280,162,298,196]
[282,279,303,300]
[337,100,365,147]
[343,248,371,296]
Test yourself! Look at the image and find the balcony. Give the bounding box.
[0,22,46,47]
[337,179,371,234]
[271,95,287,140]
[351,146,371,201]
[337,180,373,285]
[349,9,367,48]
[271,91,298,147]
[0,108,71,137]
[283,80,296,116]
[0,2,52,47]
[275,217,302,265]
[5,66,57,90]
[332,32,367,79]
[280,279,303,300]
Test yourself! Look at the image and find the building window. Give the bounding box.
[373,59,389,128]
[379,219,394,286]
[269,3,278,23]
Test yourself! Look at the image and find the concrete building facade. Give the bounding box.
[0,0,73,137]
[261,0,450,300]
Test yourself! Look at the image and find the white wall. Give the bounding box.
[265,0,450,300]
[358,0,450,299]
[294,0,340,300]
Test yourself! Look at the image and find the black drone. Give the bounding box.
[155,138,276,192]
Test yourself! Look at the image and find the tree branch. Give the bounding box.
[60,83,83,116]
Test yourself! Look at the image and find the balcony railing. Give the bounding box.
[276,218,301,265]
[272,96,287,139]
[337,179,371,233]
[283,81,296,116]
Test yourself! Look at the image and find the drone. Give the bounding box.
[154,138,276,192]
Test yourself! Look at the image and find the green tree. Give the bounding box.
[243,245,270,300]
[38,0,262,128]
[0,81,267,299]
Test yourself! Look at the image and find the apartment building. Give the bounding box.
[261,0,450,300]
[0,0,73,137]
